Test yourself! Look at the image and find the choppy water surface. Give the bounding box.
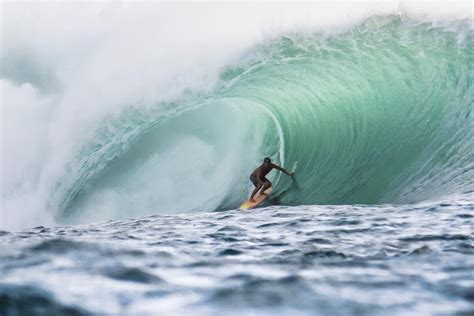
[1,198,473,316]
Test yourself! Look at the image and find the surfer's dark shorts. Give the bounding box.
[250,175,258,187]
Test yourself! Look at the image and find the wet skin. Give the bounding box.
[249,162,292,202]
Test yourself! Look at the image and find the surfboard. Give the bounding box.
[240,187,273,210]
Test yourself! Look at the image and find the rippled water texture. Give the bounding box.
[1,199,473,315]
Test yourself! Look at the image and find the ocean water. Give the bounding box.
[1,2,473,315]
[1,199,473,315]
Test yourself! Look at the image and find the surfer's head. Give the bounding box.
[263,157,271,164]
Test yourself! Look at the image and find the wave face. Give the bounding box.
[2,12,473,227]
[219,17,474,205]
[55,16,473,221]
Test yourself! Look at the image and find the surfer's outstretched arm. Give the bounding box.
[272,164,293,176]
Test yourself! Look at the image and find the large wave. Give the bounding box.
[55,16,474,221]
[1,3,473,229]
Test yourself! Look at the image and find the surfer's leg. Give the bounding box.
[249,183,262,201]
[250,175,258,187]
[260,179,272,195]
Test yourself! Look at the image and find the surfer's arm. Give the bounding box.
[272,164,293,176]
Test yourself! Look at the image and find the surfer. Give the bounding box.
[249,157,293,202]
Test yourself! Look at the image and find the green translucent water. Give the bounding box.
[54,16,473,219]
[220,16,473,205]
